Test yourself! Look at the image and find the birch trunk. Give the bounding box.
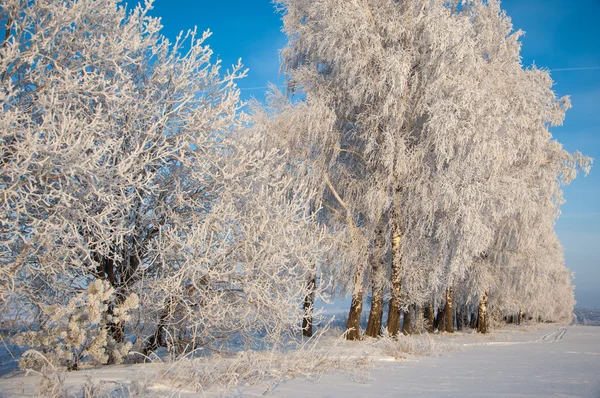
[386,226,403,336]
[345,224,365,340]
[477,291,488,334]
[346,289,364,340]
[445,287,454,333]
[366,225,385,337]
[366,291,383,338]
[345,233,365,340]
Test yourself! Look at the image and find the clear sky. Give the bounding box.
[148,0,600,307]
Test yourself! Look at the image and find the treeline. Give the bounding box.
[261,0,591,339]
[0,0,590,371]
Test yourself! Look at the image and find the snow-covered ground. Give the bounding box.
[250,326,600,398]
[1,325,598,397]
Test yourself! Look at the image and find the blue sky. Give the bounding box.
[149,0,599,307]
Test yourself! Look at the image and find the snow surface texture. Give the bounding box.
[257,326,600,398]
[0,325,599,397]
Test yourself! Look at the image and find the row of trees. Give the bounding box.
[268,0,591,339]
[0,0,590,370]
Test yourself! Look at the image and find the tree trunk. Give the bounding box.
[461,310,469,330]
[424,303,435,333]
[345,251,366,340]
[444,287,454,333]
[456,306,465,330]
[386,226,403,336]
[346,291,364,340]
[106,291,127,365]
[344,211,365,342]
[470,312,478,329]
[457,306,469,331]
[366,224,385,338]
[435,306,445,331]
[99,256,127,364]
[518,308,523,325]
[477,291,488,334]
[302,273,317,337]
[303,201,318,338]
[143,297,175,356]
[366,293,383,338]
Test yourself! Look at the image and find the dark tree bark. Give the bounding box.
[346,292,364,340]
[414,305,424,334]
[461,310,469,330]
[424,303,435,333]
[143,297,176,357]
[434,306,445,331]
[470,312,478,329]
[302,274,317,337]
[302,200,318,338]
[366,293,384,338]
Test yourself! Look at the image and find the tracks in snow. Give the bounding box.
[538,327,567,343]
[463,327,567,347]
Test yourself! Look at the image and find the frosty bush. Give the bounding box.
[16,280,138,370]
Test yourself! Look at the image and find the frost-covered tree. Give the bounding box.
[247,89,355,338]
[275,0,433,339]
[275,0,590,337]
[393,0,584,330]
[485,140,589,326]
[0,0,327,368]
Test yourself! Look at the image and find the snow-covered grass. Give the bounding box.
[1,325,599,397]
[377,332,460,359]
[151,327,374,396]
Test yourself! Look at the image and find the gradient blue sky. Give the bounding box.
[149,0,600,307]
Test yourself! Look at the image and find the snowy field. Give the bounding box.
[1,325,599,397]
[250,326,600,398]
